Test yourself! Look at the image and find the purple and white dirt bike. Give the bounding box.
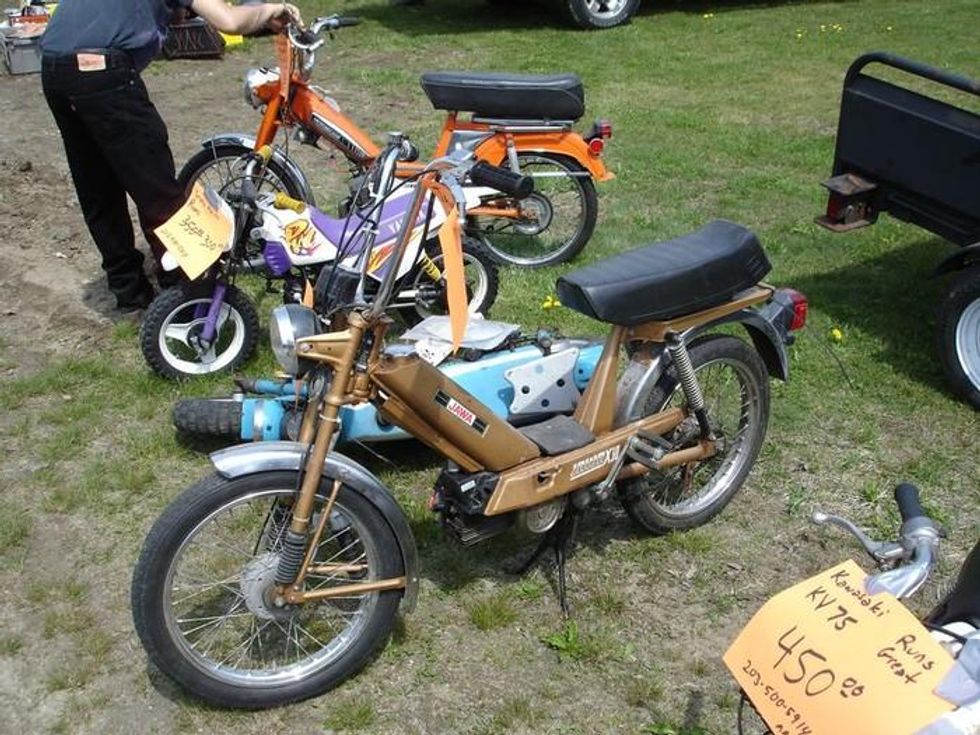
[139,141,500,380]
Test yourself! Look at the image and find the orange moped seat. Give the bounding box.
[420,71,585,121]
[556,220,771,326]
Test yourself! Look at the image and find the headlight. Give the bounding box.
[269,304,319,376]
[243,67,279,109]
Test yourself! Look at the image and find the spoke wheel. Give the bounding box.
[618,335,770,533]
[132,472,403,708]
[468,152,597,268]
[179,144,304,201]
[140,283,259,380]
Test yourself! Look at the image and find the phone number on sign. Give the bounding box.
[741,657,814,735]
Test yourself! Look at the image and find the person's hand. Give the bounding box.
[266,3,302,33]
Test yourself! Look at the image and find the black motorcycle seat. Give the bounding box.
[420,71,585,121]
[556,220,772,326]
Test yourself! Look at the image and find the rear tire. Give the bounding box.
[172,398,243,438]
[617,335,770,534]
[936,267,980,409]
[131,471,404,708]
[564,0,640,29]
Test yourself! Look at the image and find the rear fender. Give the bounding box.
[210,441,419,612]
[935,242,980,276]
[199,134,317,207]
[615,308,791,425]
[474,133,614,182]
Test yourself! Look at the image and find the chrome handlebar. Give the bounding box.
[812,483,942,600]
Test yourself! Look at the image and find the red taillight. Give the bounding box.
[786,289,808,331]
[596,119,613,139]
[588,137,605,156]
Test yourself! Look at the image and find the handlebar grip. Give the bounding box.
[274,193,307,213]
[296,29,318,46]
[335,16,361,27]
[894,483,926,523]
[470,161,534,199]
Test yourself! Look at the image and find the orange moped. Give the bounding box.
[181,16,614,268]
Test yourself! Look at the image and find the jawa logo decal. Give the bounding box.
[434,391,488,435]
[283,219,320,256]
[569,446,619,481]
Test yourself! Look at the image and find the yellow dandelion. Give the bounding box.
[830,326,844,344]
[541,295,561,310]
[702,12,714,18]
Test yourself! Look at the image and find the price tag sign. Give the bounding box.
[724,560,955,735]
[154,183,234,280]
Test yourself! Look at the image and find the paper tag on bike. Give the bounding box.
[724,560,955,735]
[154,182,234,280]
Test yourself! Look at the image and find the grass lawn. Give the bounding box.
[0,1,977,733]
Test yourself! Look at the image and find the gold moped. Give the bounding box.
[132,138,808,708]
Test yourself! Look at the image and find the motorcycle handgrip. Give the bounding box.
[894,483,926,523]
[470,161,534,199]
[333,16,361,28]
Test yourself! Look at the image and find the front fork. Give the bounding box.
[195,281,228,348]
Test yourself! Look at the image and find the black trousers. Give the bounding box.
[42,54,185,308]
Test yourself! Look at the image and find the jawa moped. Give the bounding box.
[181,16,614,269]
[132,137,807,708]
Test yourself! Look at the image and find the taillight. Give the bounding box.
[586,118,613,141]
[588,137,605,156]
[785,289,808,331]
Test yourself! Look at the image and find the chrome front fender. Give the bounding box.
[210,441,419,612]
[199,134,317,207]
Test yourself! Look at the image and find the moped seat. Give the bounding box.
[420,71,585,121]
[556,220,771,326]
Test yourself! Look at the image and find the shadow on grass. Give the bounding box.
[348,0,859,38]
[794,236,958,392]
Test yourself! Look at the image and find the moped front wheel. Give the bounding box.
[140,282,259,380]
[936,267,980,409]
[131,471,404,708]
[179,144,304,200]
[467,152,598,268]
[618,335,770,534]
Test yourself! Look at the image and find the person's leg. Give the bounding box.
[64,69,187,289]
[42,68,154,308]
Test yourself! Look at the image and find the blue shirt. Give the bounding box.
[41,0,193,70]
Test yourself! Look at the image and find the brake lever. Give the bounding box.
[811,510,906,564]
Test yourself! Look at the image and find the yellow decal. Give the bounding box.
[283,219,319,257]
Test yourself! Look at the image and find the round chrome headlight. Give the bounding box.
[269,304,319,376]
[243,67,279,109]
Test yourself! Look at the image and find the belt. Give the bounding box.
[42,49,134,71]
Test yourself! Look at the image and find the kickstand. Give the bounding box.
[509,506,581,616]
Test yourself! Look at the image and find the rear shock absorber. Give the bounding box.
[665,333,712,439]
[418,251,442,282]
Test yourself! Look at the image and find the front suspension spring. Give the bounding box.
[274,530,308,586]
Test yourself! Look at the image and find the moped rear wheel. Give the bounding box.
[400,237,500,325]
[618,335,770,534]
[131,471,403,708]
[467,152,598,268]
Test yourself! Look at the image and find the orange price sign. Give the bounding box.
[724,560,955,735]
[154,183,234,280]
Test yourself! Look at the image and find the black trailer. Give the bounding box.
[817,52,980,408]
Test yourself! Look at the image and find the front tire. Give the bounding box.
[618,335,770,534]
[468,152,598,268]
[172,398,244,438]
[937,267,980,409]
[131,471,404,708]
[179,144,305,201]
[564,0,641,29]
[140,282,259,380]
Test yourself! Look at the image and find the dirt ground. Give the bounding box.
[1,34,977,735]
